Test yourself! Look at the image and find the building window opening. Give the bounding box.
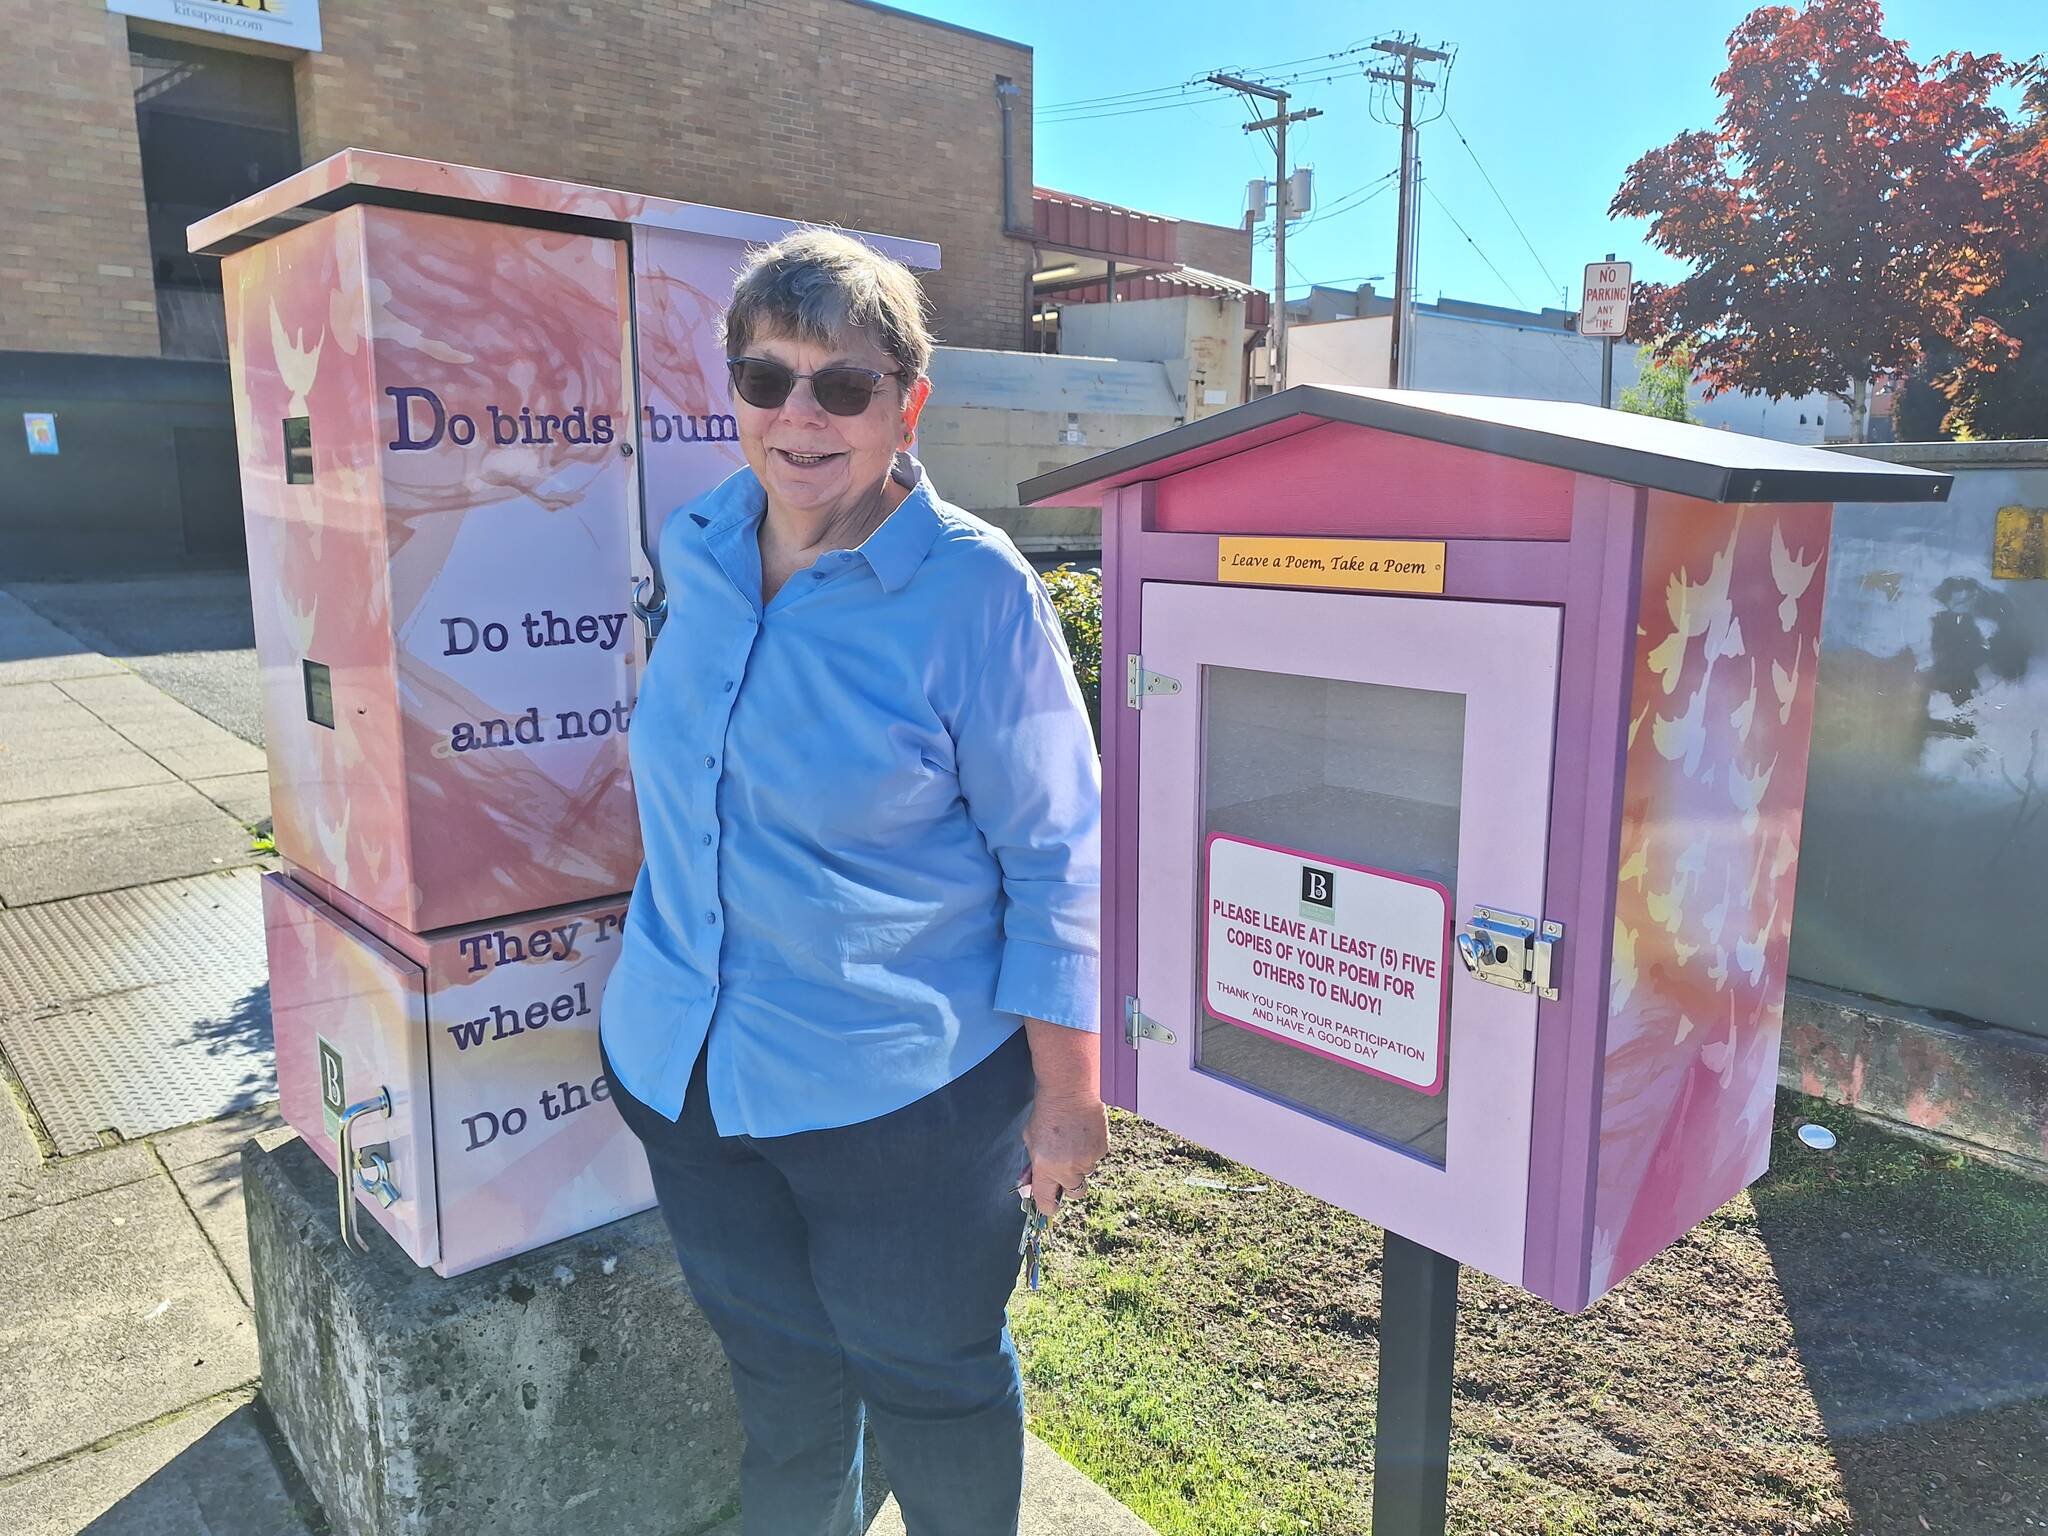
[130,32,299,361]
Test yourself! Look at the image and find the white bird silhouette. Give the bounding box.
[1771,522,1820,632]
[268,299,323,416]
[1729,754,1778,835]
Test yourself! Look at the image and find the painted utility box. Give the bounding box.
[193,151,936,1275]
[1022,387,1950,1311]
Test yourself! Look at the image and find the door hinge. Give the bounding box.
[1126,653,1183,709]
[1454,908,1564,1001]
[1124,996,1178,1047]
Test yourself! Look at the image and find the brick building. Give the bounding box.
[0,0,1052,572]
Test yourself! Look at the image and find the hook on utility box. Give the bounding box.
[632,575,668,643]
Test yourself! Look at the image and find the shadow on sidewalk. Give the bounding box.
[78,1399,322,1536]
[6,571,256,660]
[178,979,277,1114]
[1752,1102,2048,1533]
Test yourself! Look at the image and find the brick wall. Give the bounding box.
[1178,216,1254,286]
[294,0,1037,351]
[0,0,1036,359]
[0,5,159,356]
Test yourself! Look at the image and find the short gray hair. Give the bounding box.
[724,228,934,384]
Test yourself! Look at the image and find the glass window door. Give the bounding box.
[1135,581,1559,1282]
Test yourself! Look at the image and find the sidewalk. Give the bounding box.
[0,583,1152,1536]
[0,586,312,1533]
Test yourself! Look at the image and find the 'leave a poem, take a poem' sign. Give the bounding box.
[1217,537,1446,593]
[1203,834,1451,1093]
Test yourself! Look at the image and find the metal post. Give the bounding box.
[1371,1231,1459,1535]
[1599,249,1616,407]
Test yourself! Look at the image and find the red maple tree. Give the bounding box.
[1610,0,2036,439]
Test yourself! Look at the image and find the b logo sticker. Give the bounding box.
[318,1036,345,1142]
[1300,865,1335,919]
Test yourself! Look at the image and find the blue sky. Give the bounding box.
[888,0,2040,313]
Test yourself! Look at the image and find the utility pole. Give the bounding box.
[1366,39,1448,389]
[1209,73,1319,392]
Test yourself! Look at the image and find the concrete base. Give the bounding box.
[243,1135,746,1536]
[1781,978,2048,1178]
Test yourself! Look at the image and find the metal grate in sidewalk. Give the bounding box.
[0,867,272,1153]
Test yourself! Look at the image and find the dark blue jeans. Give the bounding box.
[603,1028,1035,1536]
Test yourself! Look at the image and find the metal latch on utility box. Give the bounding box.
[1124,997,1177,1047]
[1454,908,1564,1001]
[1126,654,1182,709]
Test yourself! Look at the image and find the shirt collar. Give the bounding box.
[697,452,945,598]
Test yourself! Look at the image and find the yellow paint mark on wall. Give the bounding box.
[1993,506,2048,580]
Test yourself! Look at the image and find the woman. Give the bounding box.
[600,228,1106,1536]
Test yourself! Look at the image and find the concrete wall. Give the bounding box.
[1792,441,2048,1039]
[1059,296,1245,422]
[0,353,242,578]
[1287,315,1392,390]
[919,346,1180,554]
[1285,313,1841,444]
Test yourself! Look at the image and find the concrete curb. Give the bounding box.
[1781,978,2048,1178]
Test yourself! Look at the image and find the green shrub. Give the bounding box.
[1040,563,1103,739]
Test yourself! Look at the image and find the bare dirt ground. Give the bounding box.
[1012,1092,2048,1535]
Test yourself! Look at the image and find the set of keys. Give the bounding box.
[1016,1186,1053,1291]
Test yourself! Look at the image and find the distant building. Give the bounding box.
[1,0,1256,575]
[1278,283,1850,445]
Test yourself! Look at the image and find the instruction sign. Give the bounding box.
[1579,261,1632,337]
[1204,834,1451,1093]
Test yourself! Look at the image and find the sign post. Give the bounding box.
[1579,254,1632,408]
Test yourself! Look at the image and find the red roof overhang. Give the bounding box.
[1032,187,1177,267]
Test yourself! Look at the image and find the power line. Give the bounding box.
[1039,40,1379,115]
[1038,81,1209,114]
[1039,93,1224,126]
[1256,176,1398,245]
[1425,186,1598,393]
[1444,112,1563,300]
[1423,183,1532,309]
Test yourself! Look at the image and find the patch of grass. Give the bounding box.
[1013,1097,2048,1534]
[1757,1093,2048,1280]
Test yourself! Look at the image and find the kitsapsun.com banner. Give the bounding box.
[108,0,322,52]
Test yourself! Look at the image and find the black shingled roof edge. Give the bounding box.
[1016,385,1954,507]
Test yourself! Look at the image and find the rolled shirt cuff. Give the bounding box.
[993,938,1100,1032]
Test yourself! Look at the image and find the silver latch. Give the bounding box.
[356,1147,400,1209]
[1454,908,1564,1001]
[1124,996,1178,1047]
[1126,654,1182,709]
[335,1087,393,1252]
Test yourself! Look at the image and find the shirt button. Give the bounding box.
[701,833,712,846]
[703,755,715,769]
[722,680,735,692]
[704,910,718,925]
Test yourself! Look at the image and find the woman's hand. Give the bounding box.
[1022,1092,1108,1218]
[1020,1017,1108,1218]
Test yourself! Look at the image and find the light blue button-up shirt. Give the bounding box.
[600,456,1101,1137]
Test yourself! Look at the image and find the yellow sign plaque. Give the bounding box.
[1217,537,1447,593]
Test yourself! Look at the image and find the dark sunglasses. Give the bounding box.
[726,356,904,417]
